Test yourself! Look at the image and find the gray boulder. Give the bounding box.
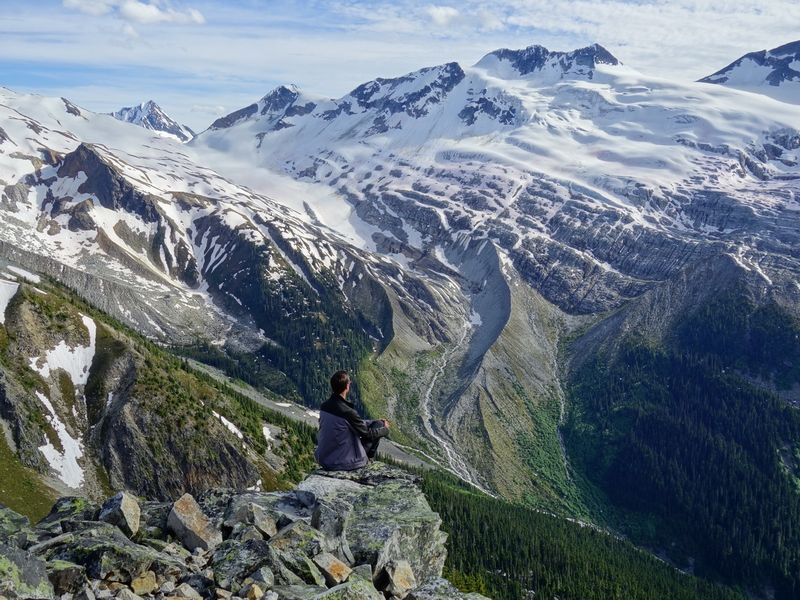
[98,492,141,538]
[375,560,416,599]
[168,494,222,552]
[296,464,447,584]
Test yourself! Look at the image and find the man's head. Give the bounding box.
[330,370,350,397]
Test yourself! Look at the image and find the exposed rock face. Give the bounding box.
[0,463,488,600]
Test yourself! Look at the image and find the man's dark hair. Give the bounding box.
[330,370,350,394]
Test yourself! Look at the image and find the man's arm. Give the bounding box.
[341,405,389,441]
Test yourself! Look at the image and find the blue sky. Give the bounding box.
[1,0,797,130]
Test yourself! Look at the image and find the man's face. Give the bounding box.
[344,379,351,396]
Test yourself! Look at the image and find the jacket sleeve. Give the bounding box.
[342,405,389,441]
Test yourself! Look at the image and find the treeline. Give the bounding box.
[565,291,800,597]
[417,469,743,600]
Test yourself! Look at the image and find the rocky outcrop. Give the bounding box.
[0,463,488,600]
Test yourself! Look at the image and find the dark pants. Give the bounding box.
[361,420,383,459]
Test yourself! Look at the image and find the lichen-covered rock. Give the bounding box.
[310,499,353,564]
[222,501,278,541]
[268,585,326,600]
[267,522,330,587]
[45,559,86,594]
[138,501,171,540]
[242,566,274,590]
[0,464,463,600]
[36,498,98,535]
[296,464,446,584]
[210,540,271,593]
[0,505,37,550]
[30,524,183,583]
[168,494,222,552]
[312,577,383,599]
[405,578,491,600]
[98,492,140,538]
[0,542,55,600]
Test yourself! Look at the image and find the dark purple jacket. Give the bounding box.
[315,394,389,471]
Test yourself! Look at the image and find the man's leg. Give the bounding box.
[361,420,383,460]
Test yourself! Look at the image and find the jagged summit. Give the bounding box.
[110,99,195,142]
[699,39,800,104]
[475,42,621,80]
[208,84,319,131]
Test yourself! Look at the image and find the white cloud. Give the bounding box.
[62,0,205,26]
[426,5,460,27]
[119,1,205,25]
[62,0,115,16]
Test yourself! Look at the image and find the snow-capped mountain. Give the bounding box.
[193,42,800,314]
[0,89,459,350]
[699,40,800,104]
[110,99,195,142]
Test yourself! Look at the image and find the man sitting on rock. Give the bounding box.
[315,370,390,470]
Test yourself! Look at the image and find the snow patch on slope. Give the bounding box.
[35,391,84,488]
[29,315,97,385]
[0,280,19,324]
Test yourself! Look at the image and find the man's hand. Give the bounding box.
[381,419,391,429]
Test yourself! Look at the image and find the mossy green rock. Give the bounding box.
[45,559,86,594]
[312,577,383,599]
[0,542,55,600]
[0,504,37,549]
[36,498,98,535]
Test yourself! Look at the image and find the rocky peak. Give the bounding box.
[347,62,466,119]
[259,85,301,114]
[110,101,194,142]
[699,39,800,102]
[0,463,487,600]
[475,42,621,80]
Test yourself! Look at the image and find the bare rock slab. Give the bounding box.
[98,492,141,538]
[168,494,222,552]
